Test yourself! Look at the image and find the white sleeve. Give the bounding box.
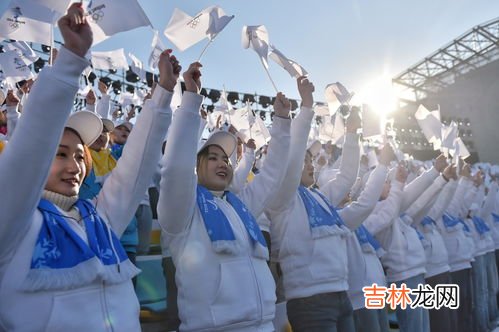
[339,164,388,230]
[238,116,291,218]
[157,92,203,235]
[428,179,457,222]
[363,180,405,235]
[0,47,89,259]
[96,94,111,119]
[5,105,20,140]
[405,175,447,219]
[96,85,173,236]
[400,167,440,213]
[229,148,255,194]
[320,133,361,206]
[480,182,498,220]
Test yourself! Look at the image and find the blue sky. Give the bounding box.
[3,1,499,102]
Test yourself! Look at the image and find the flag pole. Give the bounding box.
[260,58,278,93]
[49,24,54,66]
[197,40,212,62]
[248,103,253,139]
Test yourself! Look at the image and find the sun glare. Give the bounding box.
[352,74,399,116]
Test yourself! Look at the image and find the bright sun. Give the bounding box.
[352,74,399,116]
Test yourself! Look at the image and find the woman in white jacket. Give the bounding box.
[158,63,291,331]
[0,6,176,331]
[266,76,362,332]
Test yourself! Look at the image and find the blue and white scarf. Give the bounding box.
[492,213,499,223]
[24,199,140,291]
[298,186,349,239]
[442,213,461,231]
[196,185,268,259]
[421,215,436,233]
[355,224,385,257]
[471,216,491,236]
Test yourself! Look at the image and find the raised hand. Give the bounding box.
[273,92,291,118]
[57,3,92,57]
[443,164,457,181]
[85,89,96,105]
[473,171,484,187]
[461,163,472,179]
[395,164,409,183]
[183,62,202,94]
[5,90,20,107]
[297,76,314,108]
[98,80,109,95]
[434,154,448,173]
[158,49,181,92]
[245,138,256,150]
[378,144,396,166]
[346,107,361,134]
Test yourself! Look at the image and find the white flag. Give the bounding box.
[415,104,442,149]
[324,82,353,116]
[269,45,307,78]
[148,30,165,70]
[86,0,151,46]
[164,6,233,52]
[454,137,470,160]
[215,89,232,114]
[441,121,458,150]
[314,104,330,116]
[0,50,34,84]
[4,41,39,65]
[0,0,56,45]
[91,49,128,70]
[242,25,270,69]
[228,106,251,139]
[250,116,270,150]
[128,52,146,81]
[247,103,255,127]
[31,0,71,18]
[206,6,234,40]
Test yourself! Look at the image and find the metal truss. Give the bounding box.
[393,17,499,102]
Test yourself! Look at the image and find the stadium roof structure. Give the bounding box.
[393,17,499,103]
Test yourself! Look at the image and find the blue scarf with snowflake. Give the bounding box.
[471,216,491,236]
[23,199,139,291]
[355,224,385,257]
[298,186,349,238]
[196,185,268,259]
[492,213,499,223]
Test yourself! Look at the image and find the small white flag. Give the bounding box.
[128,52,146,81]
[4,41,39,65]
[164,6,233,52]
[86,0,151,46]
[0,0,56,45]
[324,82,353,116]
[0,50,34,84]
[441,121,458,150]
[31,0,71,18]
[242,25,270,69]
[415,104,442,149]
[215,88,232,114]
[362,104,383,139]
[148,30,165,70]
[247,103,255,127]
[269,45,307,78]
[91,49,128,70]
[454,137,470,160]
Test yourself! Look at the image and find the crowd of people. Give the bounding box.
[1,4,499,332]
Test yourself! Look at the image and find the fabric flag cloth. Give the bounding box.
[324,82,353,116]
[242,25,270,69]
[85,0,151,46]
[4,41,39,65]
[361,104,383,139]
[164,6,234,52]
[91,49,128,71]
[269,45,307,78]
[441,121,458,150]
[331,113,345,145]
[414,104,442,150]
[30,0,71,18]
[0,0,58,45]
[247,103,256,128]
[148,30,165,70]
[454,137,470,160]
[128,52,146,82]
[215,89,232,114]
[0,50,34,84]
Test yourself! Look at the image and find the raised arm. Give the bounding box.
[364,165,408,235]
[96,80,111,119]
[481,182,498,220]
[0,4,92,258]
[400,154,446,212]
[339,144,395,230]
[238,92,292,217]
[320,109,362,206]
[158,62,203,235]
[5,92,20,140]
[266,76,314,212]
[229,139,255,194]
[97,50,178,236]
[428,165,458,222]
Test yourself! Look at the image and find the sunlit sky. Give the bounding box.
[2,0,499,104]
